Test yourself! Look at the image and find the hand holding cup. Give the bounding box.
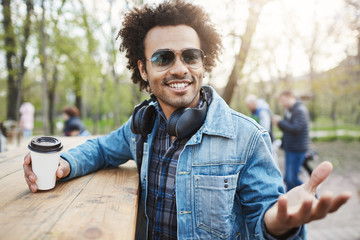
[24,137,70,192]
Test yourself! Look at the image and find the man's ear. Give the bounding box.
[137,60,148,80]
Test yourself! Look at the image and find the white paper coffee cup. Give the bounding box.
[28,137,63,190]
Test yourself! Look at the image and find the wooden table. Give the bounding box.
[0,136,139,240]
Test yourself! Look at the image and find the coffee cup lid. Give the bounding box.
[28,136,63,153]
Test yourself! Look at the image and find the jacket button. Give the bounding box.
[224,179,228,183]
[224,184,228,188]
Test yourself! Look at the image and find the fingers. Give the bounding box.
[23,153,38,192]
[310,191,332,220]
[276,195,288,223]
[24,152,31,165]
[56,158,70,179]
[309,191,351,222]
[328,191,352,213]
[277,194,312,228]
[287,196,313,225]
[305,161,333,193]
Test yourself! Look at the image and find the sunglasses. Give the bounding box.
[146,48,205,72]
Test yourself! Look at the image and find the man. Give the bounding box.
[245,94,274,141]
[24,1,351,239]
[272,90,310,191]
[245,94,280,164]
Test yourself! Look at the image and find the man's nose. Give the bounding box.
[169,56,189,77]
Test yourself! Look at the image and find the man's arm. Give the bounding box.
[23,119,135,192]
[277,107,308,134]
[264,161,352,237]
[60,120,134,180]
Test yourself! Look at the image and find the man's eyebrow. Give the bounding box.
[153,48,172,53]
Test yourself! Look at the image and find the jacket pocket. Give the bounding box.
[194,173,239,239]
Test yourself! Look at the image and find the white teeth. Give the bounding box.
[169,83,189,89]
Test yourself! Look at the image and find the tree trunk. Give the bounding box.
[15,0,34,121]
[40,0,50,134]
[73,72,83,117]
[112,65,120,128]
[48,66,58,135]
[330,98,337,130]
[222,1,269,104]
[93,77,107,135]
[2,0,17,121]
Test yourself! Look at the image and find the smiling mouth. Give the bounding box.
[168,82,190,90]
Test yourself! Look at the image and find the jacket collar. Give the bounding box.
[197,85,236,139]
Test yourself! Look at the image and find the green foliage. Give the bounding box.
[0,0,146,134]
[1,0,360,138]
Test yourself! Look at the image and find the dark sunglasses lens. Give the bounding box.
[151,51,175,70]
[182,49,204,68]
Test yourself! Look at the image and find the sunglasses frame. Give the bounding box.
[145,48,205,72]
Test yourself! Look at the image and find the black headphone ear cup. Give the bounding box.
[167,108,186,137]
[131,105,156,135]
[166,88,208,139]
[131,106,143,134]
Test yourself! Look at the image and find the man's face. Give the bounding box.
[138,25,204,118]
[246,102,256,113]
[279,95,291,109]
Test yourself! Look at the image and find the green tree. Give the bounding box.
[1,0,34,121]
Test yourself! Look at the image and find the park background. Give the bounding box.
[1,0,360,239]
[1,0,360,139]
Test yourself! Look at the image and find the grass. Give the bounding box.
[311,116,360,131]
[272,116,360,142]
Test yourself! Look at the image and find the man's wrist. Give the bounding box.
[267,227,300,240]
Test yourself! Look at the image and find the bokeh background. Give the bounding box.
[1,0,360,239]
[1,0,359,137]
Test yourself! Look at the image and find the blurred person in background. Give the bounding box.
[245,94,280,164]
[19,102,35,138]
[0,122,7,152]
[245,94,274,141]
[272,90,310,191]
[62,106,90,137]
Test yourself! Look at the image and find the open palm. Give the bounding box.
[264,161,352,237]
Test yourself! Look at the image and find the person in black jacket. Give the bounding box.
[272,90,310,191]
[62,106,90,137]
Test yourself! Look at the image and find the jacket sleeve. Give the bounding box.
[237,129,282,238]
[238,129,305,239]
[278,106,308,134]
[60,119,135,180]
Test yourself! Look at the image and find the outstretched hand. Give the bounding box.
[264,161,352,237]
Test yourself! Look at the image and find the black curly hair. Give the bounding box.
[117,0,223,92]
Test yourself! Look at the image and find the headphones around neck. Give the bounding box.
[130,88,208,139]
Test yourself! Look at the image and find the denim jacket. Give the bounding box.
[61,86,304,240]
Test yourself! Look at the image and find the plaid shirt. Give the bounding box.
[146,108,188,240]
